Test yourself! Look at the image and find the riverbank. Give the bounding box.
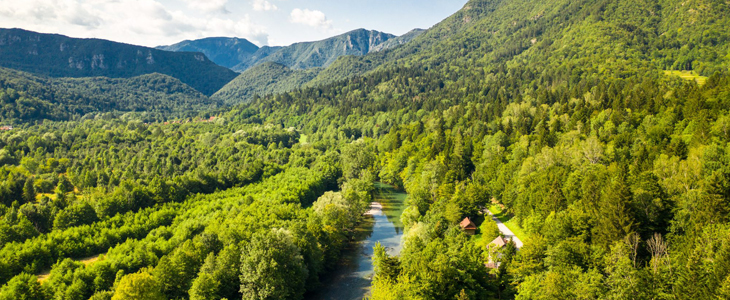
[306,183,407,300]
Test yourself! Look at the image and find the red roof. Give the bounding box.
[459,217,477,230]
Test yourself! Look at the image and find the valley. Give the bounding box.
[1,0,730,299]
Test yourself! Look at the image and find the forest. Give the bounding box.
[1,0,730,299]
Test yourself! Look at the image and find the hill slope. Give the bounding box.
[370,29,426,52]
[213,62,318,105]
[156,37,259,69]
[232,45,283,71]
[0,67,214,123]
[0,28,238,96]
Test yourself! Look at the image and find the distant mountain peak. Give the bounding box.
[157,37,259,69]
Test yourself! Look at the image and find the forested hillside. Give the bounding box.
[370,29,426,53]
[2,0,730,299]
[0,29,238,96]
[0,67,215,123]
[212,62,319,105]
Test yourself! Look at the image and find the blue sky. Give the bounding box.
[0,0,468,47]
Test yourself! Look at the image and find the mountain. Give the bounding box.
[160,29,400,74]
[232,46,283,72]
[213,62,318,105]
[156,37,259,69]
[370,29,426,52]
[231,29,396,71]
[0,66,214,123]
[214,29,404,103]
[0,28,238,96]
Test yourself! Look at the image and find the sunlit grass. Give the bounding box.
[473,219,500,248]
[488,205,528,241]
[38,254,102,283]
[664,70,708,86]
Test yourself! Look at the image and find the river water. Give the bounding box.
[307,183,407,300]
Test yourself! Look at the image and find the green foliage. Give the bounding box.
[111,268,165,300]
[239,228,308,300]
[0,67,217,123]
[0,273,47,300]
[212,62,318,105]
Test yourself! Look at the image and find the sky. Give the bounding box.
[0,0,468,47]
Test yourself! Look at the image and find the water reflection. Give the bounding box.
[306,183,407,300]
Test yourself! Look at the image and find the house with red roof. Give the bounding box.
[459,217,477,235]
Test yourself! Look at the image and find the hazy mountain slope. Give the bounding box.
[217,29,403,104]
[0,28,238,96]
[258,29,395,70]
[232,46,283,72]
[156,37,259,69]
[212,62,318,105]
[0,67,214,123]
[229,29,396,72]
[370,29,426,52]
[220,0,728,105]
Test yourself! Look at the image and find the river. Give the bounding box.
[306,182,407,300]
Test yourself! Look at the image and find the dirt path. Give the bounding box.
[486,210,524,249]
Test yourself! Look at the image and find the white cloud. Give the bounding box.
[252,0,277,11]
[0,0,270,47]
[290,8,332,30]
[183,0,230,14]
[0,0,102,29]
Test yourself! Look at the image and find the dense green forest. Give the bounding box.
[0,67,217,123]
[212,62,320,105]
[2,0,730,299]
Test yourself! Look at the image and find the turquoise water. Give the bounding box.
[307,183,407,300]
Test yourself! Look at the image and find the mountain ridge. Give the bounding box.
[156,37,259,69]
[159,28,421,73]
[0,28,238,96]
[233,28,396,71]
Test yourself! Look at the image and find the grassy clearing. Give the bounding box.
[38,254,102,283]
[488,205,528,241]
[36,193,57,201]
[473,219,500,248]
[664,70,708,86]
